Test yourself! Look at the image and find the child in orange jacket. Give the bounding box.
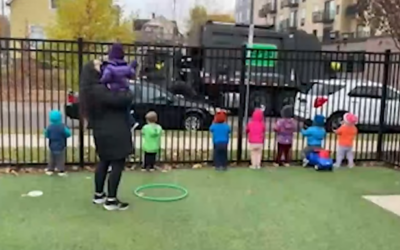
[334,113,358,168]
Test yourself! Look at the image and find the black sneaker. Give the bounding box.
[103,199,129,211]
[92,193,106,204]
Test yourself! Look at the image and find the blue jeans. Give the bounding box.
[213,143,228,169]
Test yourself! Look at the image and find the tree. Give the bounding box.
[207,14,235,23]
[187,5,208,36]
[41,0,135,88]
[357,0,400,50]
[47,0,134,42]
[187,5,235,37]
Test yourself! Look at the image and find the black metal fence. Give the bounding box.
[1,37,400,167]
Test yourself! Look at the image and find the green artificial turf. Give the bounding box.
[1,167,400,250]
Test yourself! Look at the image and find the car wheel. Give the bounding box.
[184,113,203,131]
[326,112,345,132]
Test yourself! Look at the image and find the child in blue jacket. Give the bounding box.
[210,111,230,171]
[301,114,326,166]
[44,110,72,176]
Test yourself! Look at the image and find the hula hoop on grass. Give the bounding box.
[134,183,189,202]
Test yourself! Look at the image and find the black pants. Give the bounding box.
[143,152,157,170]
[213,143,228,168]
[95,159,125,198]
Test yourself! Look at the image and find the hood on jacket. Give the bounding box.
[108,43,125,61]
[280,105,294,118]
[251,108,264,122]
[312,114,325,127]
[49,110,62,124]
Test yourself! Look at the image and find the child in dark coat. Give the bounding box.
[100,43,138,130]
[210,110,230,171]
[44,110,71,176]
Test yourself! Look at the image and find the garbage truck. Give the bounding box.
[139,21,338,116]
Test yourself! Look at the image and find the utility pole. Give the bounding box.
[243,0,255,124]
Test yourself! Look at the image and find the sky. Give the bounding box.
[115,0,236,31]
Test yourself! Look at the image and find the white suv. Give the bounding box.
[294,79,400,131]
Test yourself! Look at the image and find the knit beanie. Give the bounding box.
[214,110,227,123]
[280,105,294,118]
[343,113,358,125]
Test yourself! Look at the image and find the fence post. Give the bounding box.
[237,45,248,163]
[77,37,84,168]
[377,49,391,161]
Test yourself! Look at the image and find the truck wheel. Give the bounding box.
[248,90,272,116]
[326,112,346,132]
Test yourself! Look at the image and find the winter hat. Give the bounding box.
[312,114,325,127]
[281,105,294,118]
[49,110,62,124]
[108,43,125,60]
[343,113,358,125]
[214,110,227,123]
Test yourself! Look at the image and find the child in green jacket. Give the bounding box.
[142,111,163,172]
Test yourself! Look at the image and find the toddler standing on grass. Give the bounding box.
[210,110,230,171]
[301,114,326,166]
[273,105,296,167]
[142,111,163,172]
[44,110,71,176]
[334,113,358,168]
[246,108,265,169]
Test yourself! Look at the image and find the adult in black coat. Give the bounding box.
[80,59,133,211]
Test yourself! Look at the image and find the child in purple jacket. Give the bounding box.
[273,105,296,166]
[100,43,138,129]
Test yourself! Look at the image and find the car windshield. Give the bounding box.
[307,83,345,96]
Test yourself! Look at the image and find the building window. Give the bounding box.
[29,25,45,48]
[313,29,317,36]
[290,10,297,28]
[29,25,45,39]
[50,0,57,9]
[300,8,305,26]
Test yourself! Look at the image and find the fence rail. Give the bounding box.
[1,37,400,167]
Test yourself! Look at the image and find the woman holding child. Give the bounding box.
[80,43,135,211]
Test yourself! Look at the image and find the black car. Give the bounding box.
[65,81,216,130]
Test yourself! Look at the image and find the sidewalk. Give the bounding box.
[0,134,378,152]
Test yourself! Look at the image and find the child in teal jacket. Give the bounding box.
[301,114,326,166]
[142,111,163,172]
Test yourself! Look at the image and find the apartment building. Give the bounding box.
[236,0,372,42]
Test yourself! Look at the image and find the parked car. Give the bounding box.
[294,79,400,132]
[65,81,217,131]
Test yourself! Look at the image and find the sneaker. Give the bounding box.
[283,163,290,167]
[93,193,106,204]
[256,165,261,169]
[45,169,54,176]
[272,163,280,167]
[108,166,112,173]
[302,159,309,167]
[348,165,354,169]
[249,166,256,169]
[58,171,67,177]
[103,199,129,211]
[149,168,155,172]
[141,168,147,172]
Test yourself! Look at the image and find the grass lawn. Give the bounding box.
[1,167,400,250]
